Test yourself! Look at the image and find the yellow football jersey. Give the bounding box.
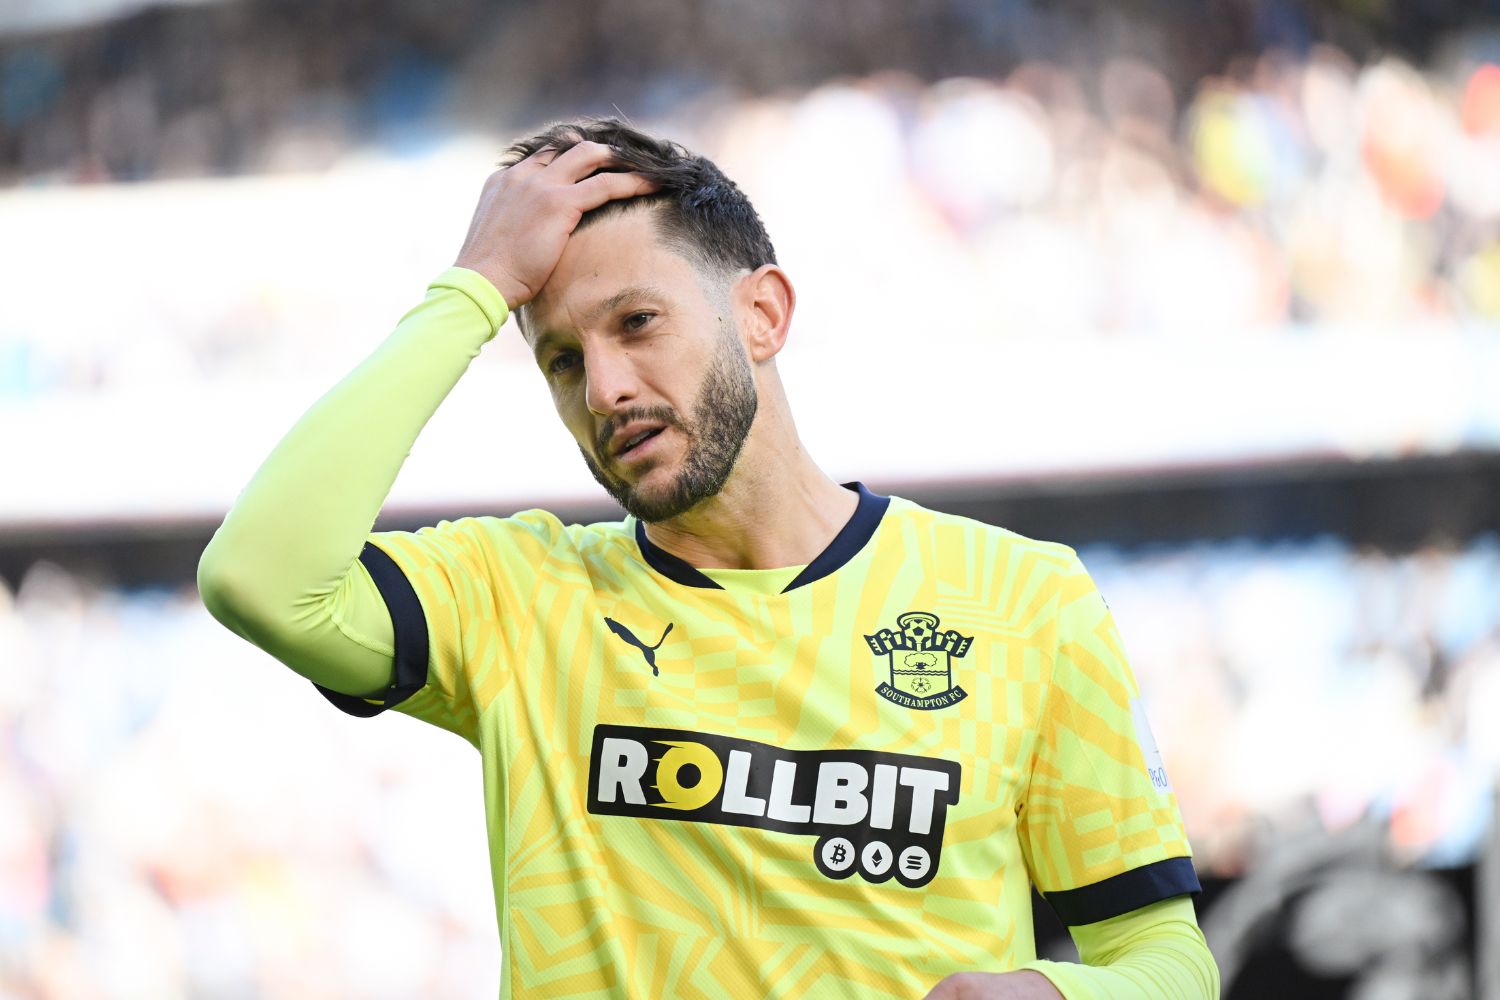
[314,483,1198,998]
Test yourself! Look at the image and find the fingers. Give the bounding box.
[503,137,602,176]
[507,140,655,210]
[572,170,661,212]
[504,145,558,176]
[544,140,627,182]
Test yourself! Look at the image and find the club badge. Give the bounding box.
[867,612,971,711]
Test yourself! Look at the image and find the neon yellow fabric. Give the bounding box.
[1026,896,1220,998]
[198,267,1213,998]
[197,266,506,703]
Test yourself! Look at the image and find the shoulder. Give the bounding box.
[883,494,1083,574]
[880,495,1100,635]
[375,509,633,570]
[475,509,633,555]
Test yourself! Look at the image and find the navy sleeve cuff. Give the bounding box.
[1043,856,1202,926]
[313,541,431,718]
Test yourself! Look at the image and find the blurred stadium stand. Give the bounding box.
[4,0,1500,997]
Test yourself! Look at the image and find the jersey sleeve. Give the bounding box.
[198,264,515,741]
[1017,550,1201,926]
[311,511,565,748]
[1021,895,1219,998]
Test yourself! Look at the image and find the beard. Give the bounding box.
[580,332,758,523]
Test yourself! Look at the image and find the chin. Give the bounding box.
[584,440,712,522]
[622,464,678,502]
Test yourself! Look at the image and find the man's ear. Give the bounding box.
[737,264,796,363]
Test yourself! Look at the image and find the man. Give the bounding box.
[198,118,1219,999]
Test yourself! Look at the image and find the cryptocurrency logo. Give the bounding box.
[821,836,856,874]
[588,724,962,888]
[899,845,932,881]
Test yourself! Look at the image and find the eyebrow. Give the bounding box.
[529,285,669,357]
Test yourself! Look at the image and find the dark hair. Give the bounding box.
[500,117,777,280]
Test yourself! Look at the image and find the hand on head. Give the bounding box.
[453,140,660,310]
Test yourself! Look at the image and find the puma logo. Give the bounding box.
[604,618,674,677]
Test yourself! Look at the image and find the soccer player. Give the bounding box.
[198,119,1219,999]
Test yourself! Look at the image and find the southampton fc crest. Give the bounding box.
[866,612,972,711]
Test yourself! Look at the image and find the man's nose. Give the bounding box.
[584,343,640,417]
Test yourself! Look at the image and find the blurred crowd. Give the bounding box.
[1084,531,1500,876]
[1,531,1497,996]
[709,52,1500,344]
[0,564,500,999]
[6,53,1500,414]
[0,3,1499,416]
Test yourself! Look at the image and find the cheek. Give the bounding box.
[551,386,595,447]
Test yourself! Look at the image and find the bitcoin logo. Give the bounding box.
[817,836,857,878]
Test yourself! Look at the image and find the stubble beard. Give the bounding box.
[580,334,759,523]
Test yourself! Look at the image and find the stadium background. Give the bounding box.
[3,0,1499,996]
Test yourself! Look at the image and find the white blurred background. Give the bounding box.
[3,0,1500,996]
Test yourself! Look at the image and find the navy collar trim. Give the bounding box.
[633,482,890,593]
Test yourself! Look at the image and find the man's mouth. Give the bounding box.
[613,426,666,460]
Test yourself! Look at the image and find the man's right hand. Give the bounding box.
[453,140,660,310]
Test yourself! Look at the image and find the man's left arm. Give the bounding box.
[921,896,1218,999]
[928,547,1219,999]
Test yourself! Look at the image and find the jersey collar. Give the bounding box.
[633,481,891,593]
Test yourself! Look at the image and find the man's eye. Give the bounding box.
[623,312,655,331]
[548,352,580,375]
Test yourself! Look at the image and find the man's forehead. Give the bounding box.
[523,212,703,340]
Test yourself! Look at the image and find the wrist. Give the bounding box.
[432,266,511,337]
[451,259,527,311]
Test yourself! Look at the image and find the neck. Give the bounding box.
[640,416,856,571]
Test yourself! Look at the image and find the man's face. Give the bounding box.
[523,206,758,522]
